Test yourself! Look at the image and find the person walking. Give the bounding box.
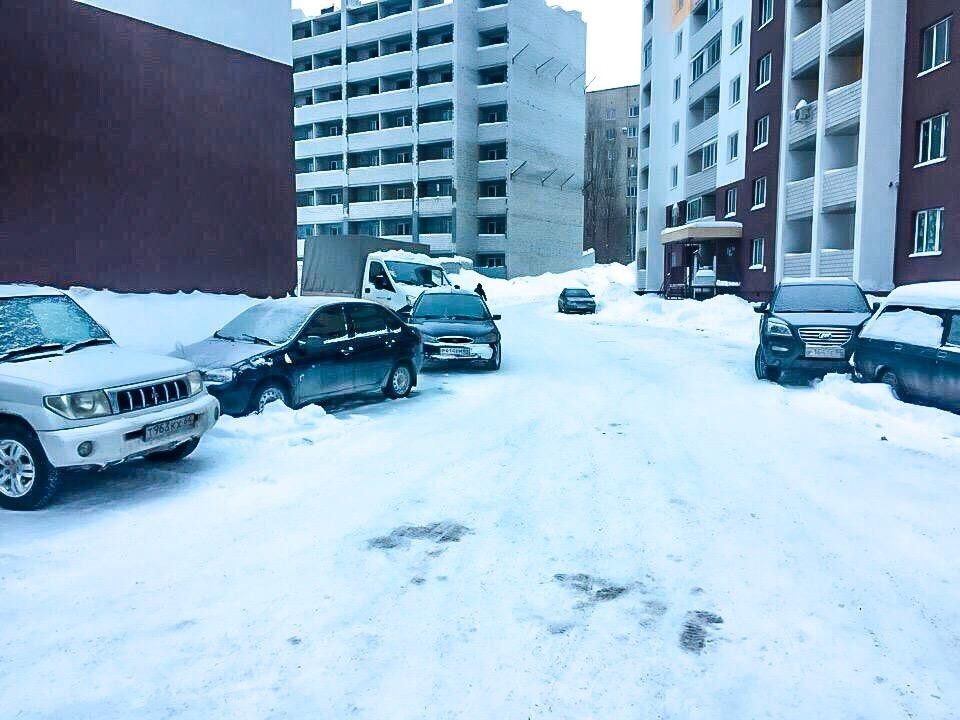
[474,283,488,302]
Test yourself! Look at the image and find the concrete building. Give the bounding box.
[291,0,587,279]
[0,0,295,296]
[584,85,641,265]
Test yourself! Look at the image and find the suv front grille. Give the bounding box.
[798,327,854,346]
[113,378,190,414]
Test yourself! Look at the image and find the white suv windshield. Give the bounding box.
[0,296,110,360]
[385,261,446,288]
[216,303,315,345]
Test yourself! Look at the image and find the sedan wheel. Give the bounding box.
[881,371,903,401]
[384,363,413,399]
[255,384,288,414]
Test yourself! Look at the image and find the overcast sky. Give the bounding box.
[289,0,640,91]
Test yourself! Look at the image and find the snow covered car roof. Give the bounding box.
[369,249,445,267]
[420,287,479,297]
[880,282,960,311]
[0,285,65,299]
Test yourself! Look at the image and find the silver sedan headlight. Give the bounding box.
[201,368,234,386]
[44,390,113,420]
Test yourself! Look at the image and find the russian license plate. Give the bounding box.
[440,346,472,357]
[144,414,196,441]
[805,345,845,360]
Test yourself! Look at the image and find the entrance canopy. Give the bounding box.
[660,219,743,245]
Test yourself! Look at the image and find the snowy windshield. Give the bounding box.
[385,261,446,288]
[565,289,592,297]
[216,303,314,345]
[773,285,869,313]
[0,295,110,359]
[413,294,489,321]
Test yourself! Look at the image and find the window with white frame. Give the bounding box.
[756,53,772,89]
[643,40,653,69]
[751,238,765,268]
[732,19,744,50]
[754,115,770,149]
[730,75,742,105]
[671,165,679,188]
[606,128,616,141]
[627,185,638,198]
[691,35,722,82]
[672,121,681,145]
[752,176,767,208]
[701,141,717,170]
[725,187,738,216]
[914,208,944,254]
[921,16,951,74]
[728,132,740,161]
[675,31,683,57]
[629,104,640,118]
[918,112,949,164]
[758,0,773,28]
[627,126,639,138]
[639,208,648,231]
[673,76,682,101]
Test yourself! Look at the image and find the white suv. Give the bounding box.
[0,286,220,510]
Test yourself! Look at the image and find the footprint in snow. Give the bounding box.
[367,521,473,550]
[679,610,724,654]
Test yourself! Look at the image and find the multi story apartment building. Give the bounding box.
[292,0,587,279]
[639,0,960,298]
[584,85,641,265]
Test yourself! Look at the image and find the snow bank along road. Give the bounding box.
[2,269,960,719]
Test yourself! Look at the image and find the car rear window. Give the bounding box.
[861,306,945,347]
[772,284,870,313]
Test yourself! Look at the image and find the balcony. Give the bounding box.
[418,196,454,215]
[477,82,508,106]
[293,65,342,92]
[689,63,721,104]
[477,42,510,66]
[478,159,508,181]
[829,0,865,52]
[478,122,508,143]
[822,166,857,212]
[348,88,413,115]
[296,169,346,191]
[297,204,345,224]
[348,125,414,152]
[418,81,455,105]
[477,196,508,216]
[788,101,818,147]
[348,198,414,220]
[295,134,345,157]
[639,147,649,168]
[690,14,722,59]
[418,158,455,179]
[345,10,411,45]
[825,80,862,134]
[478,233,506,251]
[792,23,821,76]
[688,114,719,152]
[786,177,814,219]
[418,42,455,67]
[349,164,413,185]
[294,101,343,125]
[782,252,812,278]
[419,119,454,143]
[346,52,413,82]
[686,166,717,197]
[476,1,507,29]
[819,248,854,278]
[420,233,454,253]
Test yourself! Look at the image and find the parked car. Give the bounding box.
[754,278,873,382]
[179,298,422,416]
[854,282,960,411]
[558,288,597,314]
[403,288,502,370]
[0,286,219,510]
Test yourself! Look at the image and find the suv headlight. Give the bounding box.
[44,390,113,420]
[765,319,793,337]
[201,368,234,386]
[186,370,204,395]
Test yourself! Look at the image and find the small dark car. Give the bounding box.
[558,288,597,314]
[854,282,960,412]
[755,279,873,382]
[179,298,423,416]
[403,289,502,370]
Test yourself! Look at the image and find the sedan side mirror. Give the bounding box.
[872,301,881,312]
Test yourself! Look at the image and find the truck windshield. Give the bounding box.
[772,285,870,313]
[0,295,111,361]
[216,303,315,345]
[413,294,489,321]
[385,261,446,288]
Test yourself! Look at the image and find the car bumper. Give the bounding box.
[424,343,495,363]
[38,394,220,469]
[764,341,854,374]
[562,305,596,313]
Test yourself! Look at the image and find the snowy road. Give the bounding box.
[3,286,960,719]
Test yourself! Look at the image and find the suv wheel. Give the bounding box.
[754,346,781,383]
[0,423,60,511]
[146,437,201,462]
[384,363,413,399]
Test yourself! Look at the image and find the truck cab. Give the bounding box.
[363,251,452,311]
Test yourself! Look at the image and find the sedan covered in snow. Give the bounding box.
[179,298,423,416]
[558,288,597,314]
[404,289,502,370]
[0,286,219,510]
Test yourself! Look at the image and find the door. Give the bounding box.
[345,303,398,389]
[366,260,396,307]
[935,312,960,410]
[294,305,354,401]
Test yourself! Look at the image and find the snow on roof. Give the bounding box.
[370,249,444,267]
[0,285,64,299]
[882,282,960,311]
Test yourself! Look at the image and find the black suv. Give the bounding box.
[755,279,873,382]
[179,298,423,416]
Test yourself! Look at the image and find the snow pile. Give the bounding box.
[211,402,340,446]
[459,263,636,306]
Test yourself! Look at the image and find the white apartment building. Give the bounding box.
[292,0,586,279]
[777,0,907,292]
[637,0,754,294]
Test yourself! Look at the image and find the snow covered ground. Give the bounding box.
[3,266,960,719]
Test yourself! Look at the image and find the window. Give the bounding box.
[606,128,616,141]
[948,313,960,346]
[756,53,772,89]
[752,176,767,209]
[728,132,740,161]
[691,35,722,82]
[707,0,721,20]
[730,75,742,105]
[921,16,951,73]
[627,147,638,159]
[751,238,765,268]
[914,208,944,254]
[672,121,681,145]
[304,307,348,342]
[918,113,949,165]
[754,115,770,149]
[673,76,682,101]
[629,104,640,118]
[607,108,617,120]
[675,31,683,57]
[702,141,717,170]
[639,208,648,231]
[671,165,679,188]
[348,304,390,336]
[686,197,703,222]
[725,187,738,216]
[627,185,638,198]
[732,19,744,50]
[758,0,774,28]
[643,40,653,69]
[627,126,639,138]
